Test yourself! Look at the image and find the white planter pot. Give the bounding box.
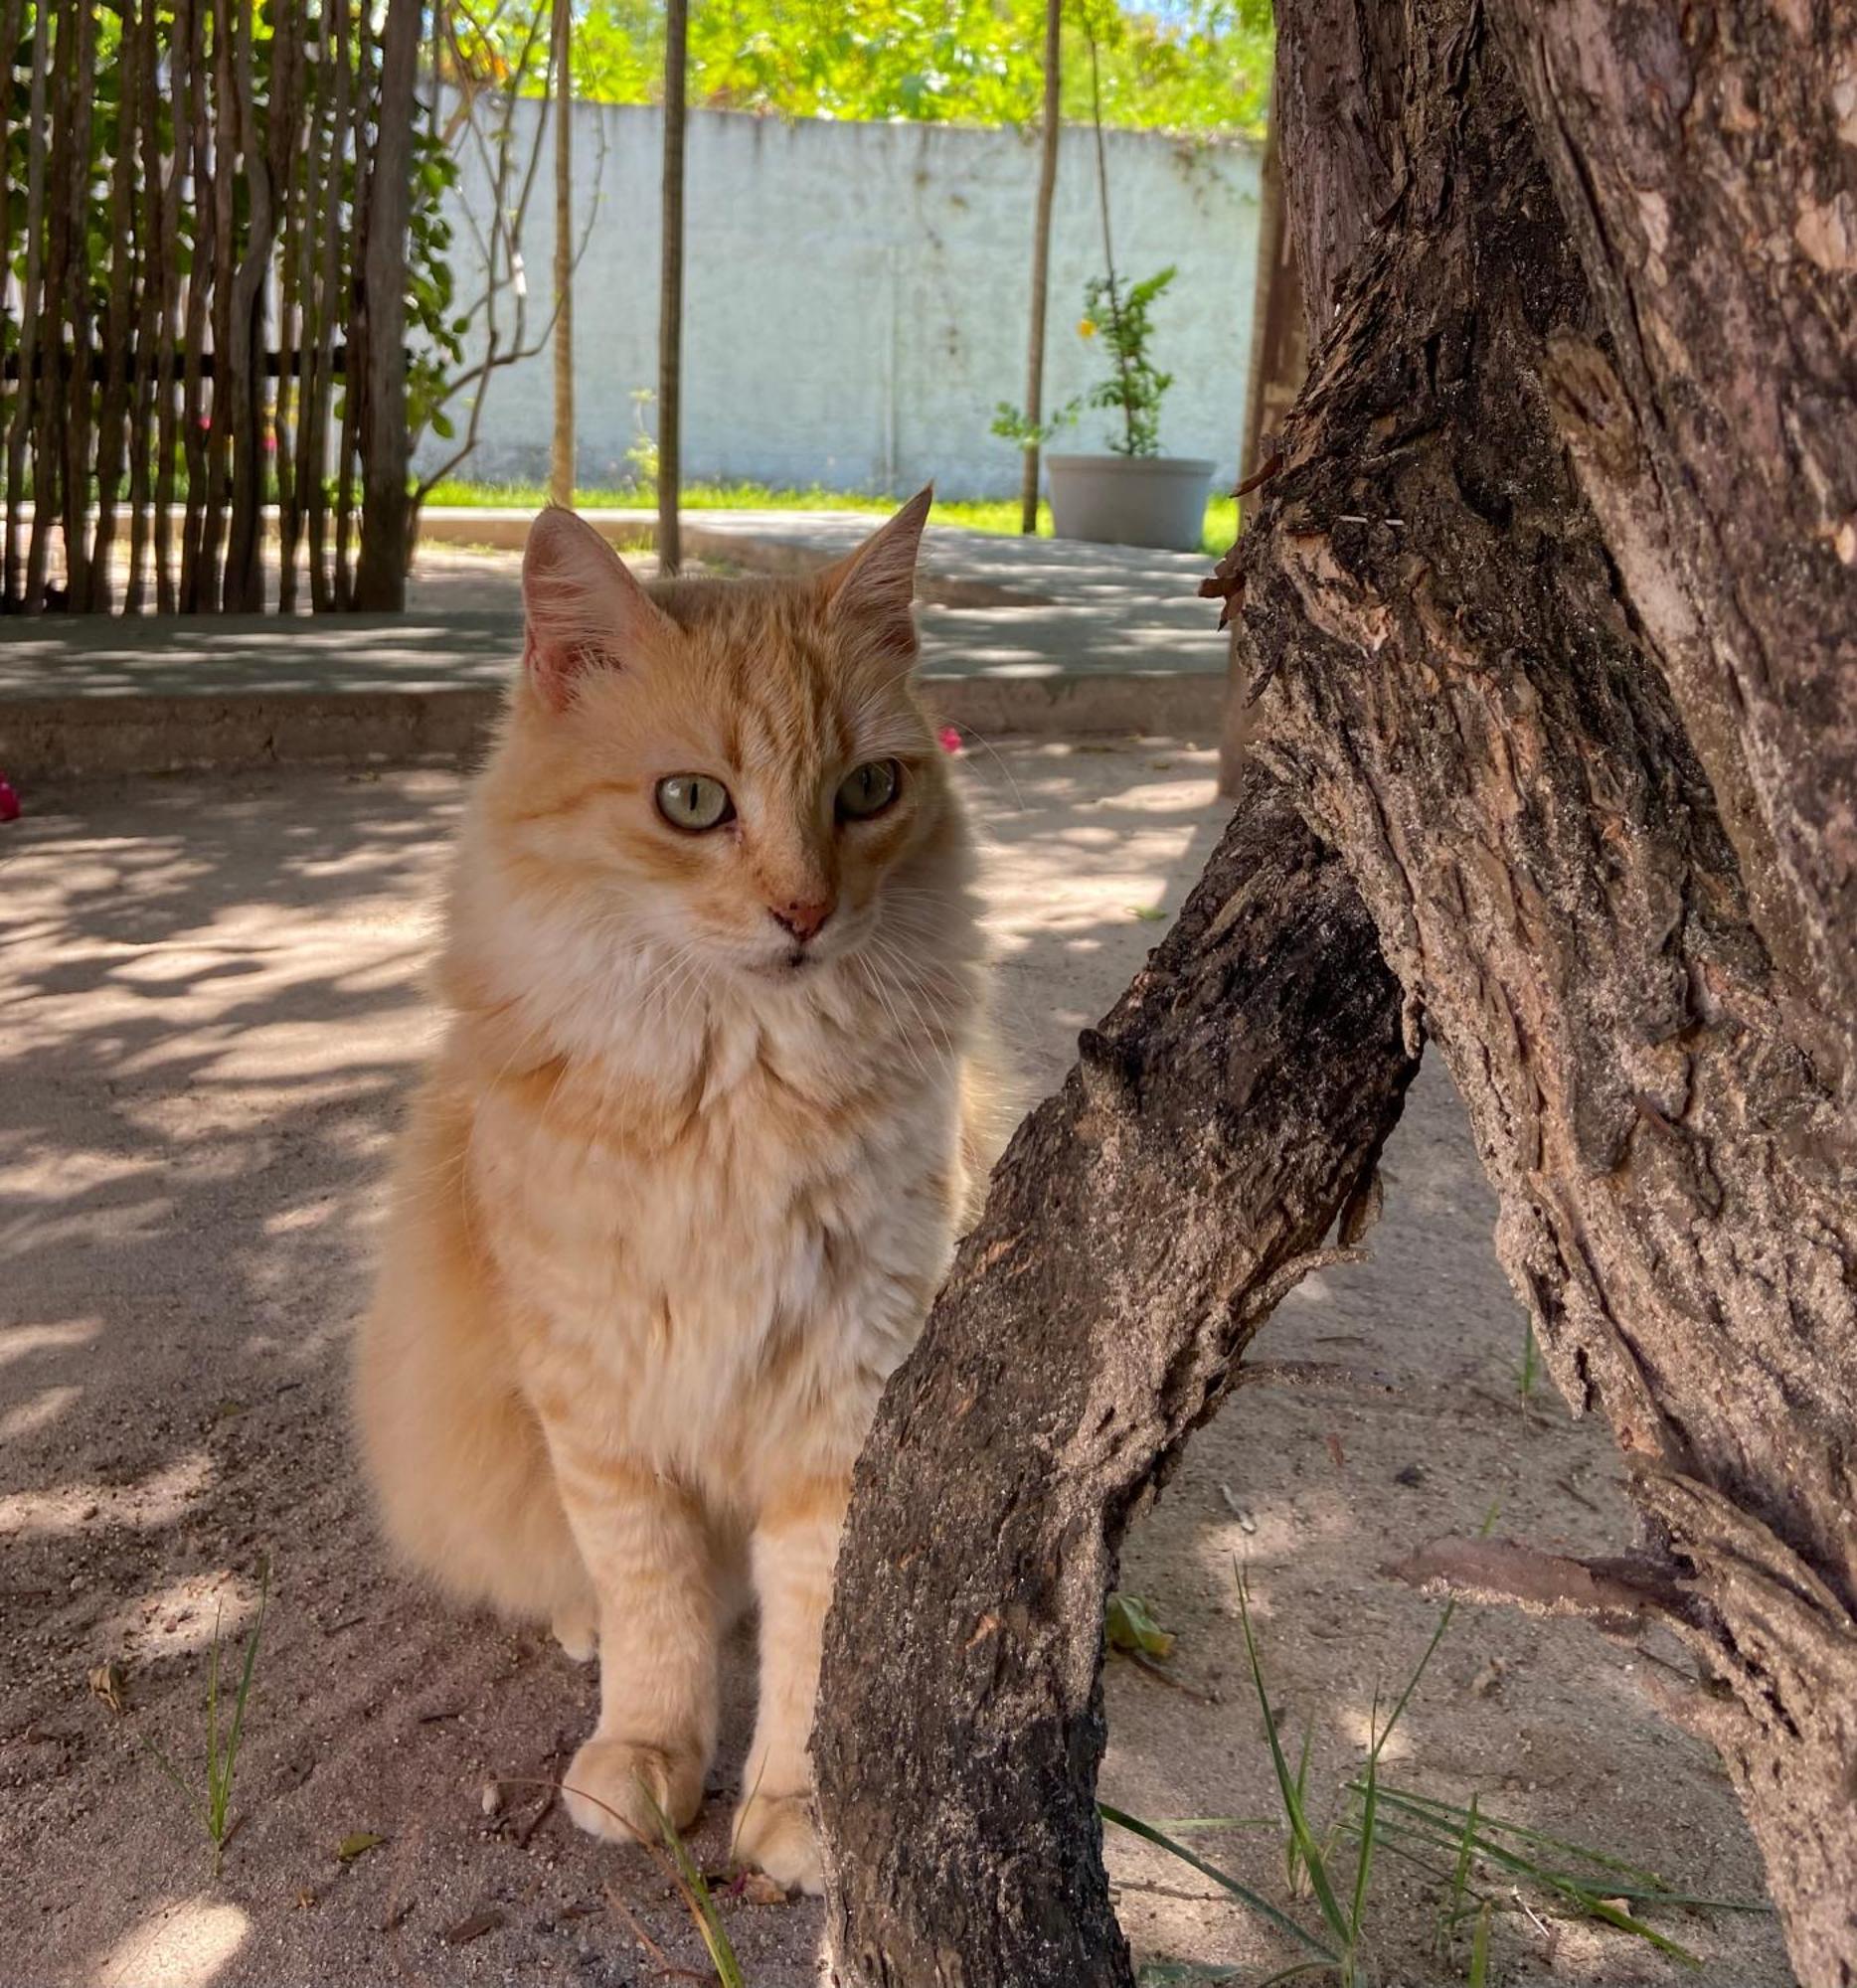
[1046,452,1216,553]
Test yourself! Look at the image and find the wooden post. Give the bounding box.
[549,0,575,509]
[352,0,420,610]
[656,0,687,576]
[1017,0,1062,535]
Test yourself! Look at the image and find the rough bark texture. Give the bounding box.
[816,777,1417,1986]
[1490,0,1857,1049]
[1237,5,1857,1979]
[815,5,1857,1985]
[352,0,419,612]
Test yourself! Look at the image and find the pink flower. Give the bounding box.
[937,725,963,755]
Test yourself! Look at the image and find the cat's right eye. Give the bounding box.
[654,774,735,832]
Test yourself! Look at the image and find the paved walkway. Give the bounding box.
[0,511,1230,780]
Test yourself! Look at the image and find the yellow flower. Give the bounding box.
[1078,317,1097,339]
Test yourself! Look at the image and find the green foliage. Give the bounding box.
[558,0,1272,136]
[993,265,1177,456]
[1081,263,1174,454]
[1,6,457,460]
[407,126,465,453]
[989,398,1081,450]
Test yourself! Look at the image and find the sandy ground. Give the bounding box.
[0,743,1790,1988]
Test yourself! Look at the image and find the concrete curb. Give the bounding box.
[0,668,1223,783]
[0,511,1228,783]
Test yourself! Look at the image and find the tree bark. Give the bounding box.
[817,776,1417,1986]
[1235,9,1857,1975]
[352,0,420,611]
[223,0,279,613]
[817,4,1857,1985]
[1488,0,1856,1052]
[1237,91,1303,491]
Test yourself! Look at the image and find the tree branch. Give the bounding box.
[816,773,1418,1985]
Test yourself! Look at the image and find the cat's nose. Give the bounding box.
[768,898,835,944]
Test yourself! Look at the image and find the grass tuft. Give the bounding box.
[634,1777,748,1988]
[1103,1549,1767,1983]
[140,1555,269,1876]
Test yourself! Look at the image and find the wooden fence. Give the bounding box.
[0,0,423,616]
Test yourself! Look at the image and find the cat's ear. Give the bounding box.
[818,485,931,660]
[522,506,674,709]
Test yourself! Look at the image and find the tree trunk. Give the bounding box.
[816,5,1857,1985]
[352,0,420,611]
[1017,0,1062,536]
[549,0,575,509]
[656,0,688,575]
[817,776,1417,1986]
[1236,90,1302,492]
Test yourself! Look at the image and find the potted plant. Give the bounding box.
[996,265,1213,553]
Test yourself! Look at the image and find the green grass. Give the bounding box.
[141,1557,270,1876]
[1105,1556,1768,1985]
[421,477,1241,561]
[1518,1322,1542,1397]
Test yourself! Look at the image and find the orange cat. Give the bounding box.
[353,493,995,1894]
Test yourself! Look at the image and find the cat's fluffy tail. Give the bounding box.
[352,1071,594,1635]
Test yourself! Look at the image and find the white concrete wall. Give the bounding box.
[425,102,1260,500]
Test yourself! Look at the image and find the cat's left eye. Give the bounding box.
[836,758,901,822]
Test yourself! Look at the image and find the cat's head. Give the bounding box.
[473,491,968,988]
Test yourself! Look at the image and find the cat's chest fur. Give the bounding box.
[466,991,963,1486]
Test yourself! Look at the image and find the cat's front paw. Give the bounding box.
[563,1736,705,1843]
[732,1790,822,1896]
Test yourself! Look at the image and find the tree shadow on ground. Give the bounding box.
[2,746,1781,1988]
[0,743,1228,1988]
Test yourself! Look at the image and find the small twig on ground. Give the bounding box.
[1120,1648,1220,1705]
[604,1880,710,1984]
[513,1735,570,1848]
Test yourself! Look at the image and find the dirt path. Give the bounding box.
[0,746,1787,1987]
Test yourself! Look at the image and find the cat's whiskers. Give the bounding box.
[866,931,955,1056]
[851,951,931,1085]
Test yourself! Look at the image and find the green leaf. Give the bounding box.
[336,1831,386,1864]
[1105,1591,1176,1660]
[1100,1804,1335,1962]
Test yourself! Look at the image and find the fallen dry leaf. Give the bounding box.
[336,1830,386,1865]
[87,1662,126,1715]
